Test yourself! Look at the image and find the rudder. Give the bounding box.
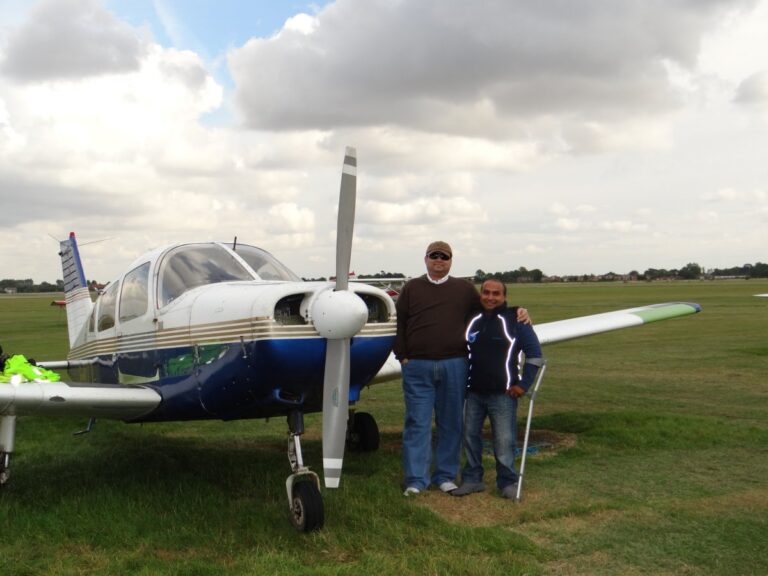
[59,232,93,347]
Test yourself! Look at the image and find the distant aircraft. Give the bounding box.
[0,148,702,532]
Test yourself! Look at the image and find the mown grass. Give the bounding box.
[1,281,767,575]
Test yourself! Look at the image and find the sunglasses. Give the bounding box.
[428,252,451,261]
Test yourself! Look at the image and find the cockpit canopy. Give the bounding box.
[158,243,301,308]
[90,242,303,334]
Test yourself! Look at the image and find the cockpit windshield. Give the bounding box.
[158,244,254,307]
[233,244,301,282]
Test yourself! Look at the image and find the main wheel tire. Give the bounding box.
[290,481,324,532]
[350,411,379,452]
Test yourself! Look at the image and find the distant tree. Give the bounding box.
[37,281,60,292]
[358,271,406,279]
[678,262,702,280]
[752,262,768,277]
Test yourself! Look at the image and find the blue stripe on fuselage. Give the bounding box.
[66,336,395,422]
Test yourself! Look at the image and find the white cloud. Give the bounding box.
[0,0,144,81]
[735,71,768,105]
[599,220,648,232]
[555,217,581,231]
[282,13,318,35]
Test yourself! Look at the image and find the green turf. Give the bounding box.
[1,281,767,575]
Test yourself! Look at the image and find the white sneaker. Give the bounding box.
[438,481,458,493]
[403,486,421,496]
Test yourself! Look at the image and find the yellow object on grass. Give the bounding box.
[0,354,61,383]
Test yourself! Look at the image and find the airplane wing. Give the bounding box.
[0,379,161,421]
[371,301,701,382]
[533,301,701,345]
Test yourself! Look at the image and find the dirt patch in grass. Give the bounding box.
[382,428,577,454]
[518,429,578,454]
[410,430,577,527]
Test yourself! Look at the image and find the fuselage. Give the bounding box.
[65,241,396,422]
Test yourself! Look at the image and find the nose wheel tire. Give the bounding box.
[290,481,324,532]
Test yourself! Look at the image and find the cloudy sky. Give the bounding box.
[1,0,767,283]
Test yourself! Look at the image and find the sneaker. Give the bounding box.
[438,481,458,493]
[451,482,486,496]
[403,486,421,497]
[500,484,519,499]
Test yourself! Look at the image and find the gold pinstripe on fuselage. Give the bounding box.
[68,316,397,360]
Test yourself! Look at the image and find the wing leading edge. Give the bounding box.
[534,302,701,345]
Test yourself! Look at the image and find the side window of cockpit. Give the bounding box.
[97,281,119,331]
[119,262,150,323]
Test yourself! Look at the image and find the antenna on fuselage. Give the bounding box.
[232,236,238,251]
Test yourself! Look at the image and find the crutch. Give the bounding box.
[516,359,547,502]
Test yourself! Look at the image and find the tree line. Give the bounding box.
[3,262,767,293]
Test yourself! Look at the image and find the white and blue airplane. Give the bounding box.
[0,148,702,532]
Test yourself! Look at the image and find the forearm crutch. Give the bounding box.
[516,359,547,502]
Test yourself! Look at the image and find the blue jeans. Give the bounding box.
[401,357,467,489]
[461,391,519,489]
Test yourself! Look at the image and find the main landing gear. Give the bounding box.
[347,410,379,452]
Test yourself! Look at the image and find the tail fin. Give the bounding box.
[59,232,93,347]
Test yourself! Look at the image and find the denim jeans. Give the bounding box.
[461,390,519,489]
[401,357,467,489]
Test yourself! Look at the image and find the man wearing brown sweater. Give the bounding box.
[394,241,528,495]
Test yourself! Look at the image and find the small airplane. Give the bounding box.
[0,147,702,533]
[1,147,395,532]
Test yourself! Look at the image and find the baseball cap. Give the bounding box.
[426,241,452,257]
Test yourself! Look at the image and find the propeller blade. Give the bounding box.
[335,147,356,291]
[320,147,359,489]
[322,338,350,488]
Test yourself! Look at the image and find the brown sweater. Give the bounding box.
[393,275,480,360]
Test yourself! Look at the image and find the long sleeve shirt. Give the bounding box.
[393,275,480,360]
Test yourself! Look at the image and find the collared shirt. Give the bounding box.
[426,273,450,285]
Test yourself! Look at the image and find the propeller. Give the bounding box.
[310,147,368,488]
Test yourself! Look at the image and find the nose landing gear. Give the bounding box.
[285,410,324,532]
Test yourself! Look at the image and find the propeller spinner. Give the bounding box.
[311,147,368,488]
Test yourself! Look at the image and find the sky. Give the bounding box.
[1,0,767,283]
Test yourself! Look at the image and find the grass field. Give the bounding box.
[1,281,767,575]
